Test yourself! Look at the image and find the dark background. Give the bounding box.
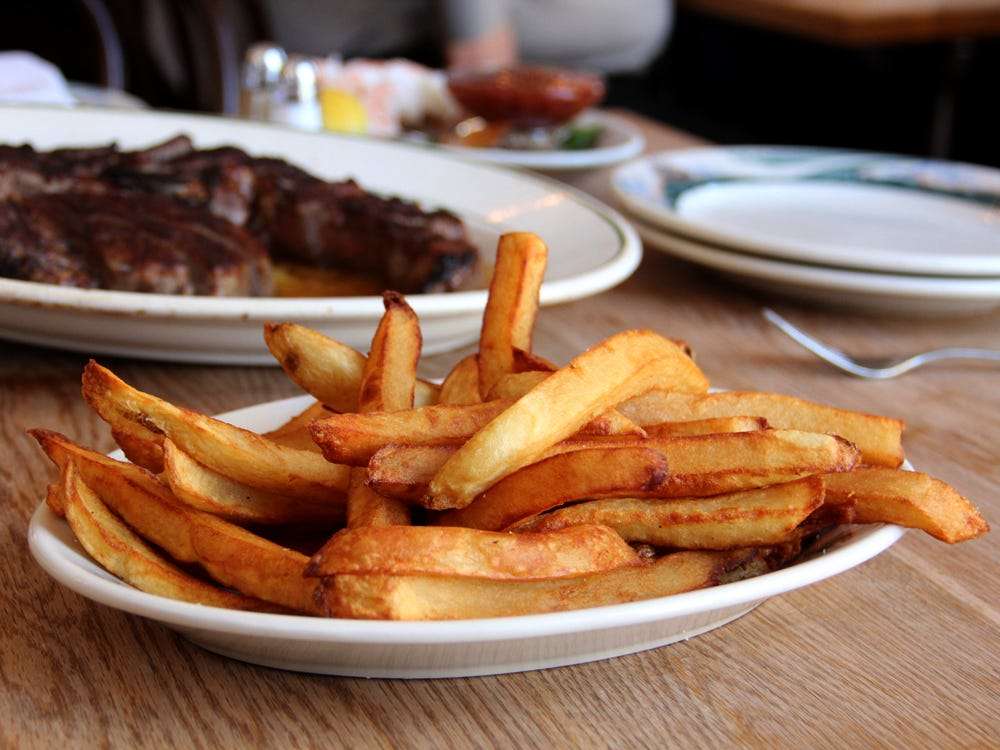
[3,0,997,166]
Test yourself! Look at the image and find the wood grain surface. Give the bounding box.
[1,112,997,749]
[680,0,1000,44]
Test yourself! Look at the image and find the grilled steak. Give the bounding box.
[0,192,272,295]
[0,135,478,295]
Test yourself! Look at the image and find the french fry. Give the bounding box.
[162,440,345,525]
[369,429,857,503]
[33,431,321,612]
[619,390,904,468]
[322,549,754,620]
[345,293,418,529]
[438,354,482,405]
[61,463,274,611]
[187,513,320,613]
[509,477,825,549]
[264,401,331,451]
[310,398,641,465]
[643,416,769,438]
[82,361,350,502]
[823,469,989,543]
[308,524,640,580]
[511,347,557,373]
[434,447,669,529]
[31,429,197,562]
[426,330,709,509]
[263,322,439,411]
[477,232,548,398]
[110,422,165,473]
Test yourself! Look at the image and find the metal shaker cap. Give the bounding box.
[280,55,320,103]
[243,43,287,89]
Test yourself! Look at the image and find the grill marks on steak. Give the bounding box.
[0,135,478,295]
[0,193,272,295]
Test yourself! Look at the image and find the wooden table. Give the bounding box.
[680,0,1000,45]
[1,112,997,748]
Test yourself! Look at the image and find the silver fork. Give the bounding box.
[762,308,1000,379]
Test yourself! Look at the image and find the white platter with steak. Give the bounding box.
[0,105,639,363]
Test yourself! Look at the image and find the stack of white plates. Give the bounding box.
[611,146,1000,315]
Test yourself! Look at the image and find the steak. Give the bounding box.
[0,192,272,295]
[0,135,478,295]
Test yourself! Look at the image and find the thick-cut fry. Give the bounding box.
[511,348,557,373]
[310,398,640,465]
[346,292,419,528]
[619,390,904,468]
[264,401,330,447]
[187,513,320,613]
[426,330,709,509]
[263,322,439,411]
[369,429,857,503]
[308,524,639,580]
[82,361,350,502]
[477,232,548,398]
[162,440,345,525]
[823,469,989,543]
[438,354,482,405]
[484,370,645,436]
[435,447,669,528]
[322,549,753,619]
[111,422,165,473]
[62,464,272,611]
[510,477,825,549]
[31,429,197,561]
[643,416,769,438]
[33,431,321,612]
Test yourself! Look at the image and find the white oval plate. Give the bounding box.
[29,393,906,678]
[0,105,640,364]
[636,219,1000,316]
[427,110,645,171]
[612,146,1000,277]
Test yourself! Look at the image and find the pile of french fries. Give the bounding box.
[32,232,988,620]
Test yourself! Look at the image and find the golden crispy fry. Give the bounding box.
[346,292,418,528]
[31,429,197,561]
[162,440,345,525]
[82,361,350,502]
[264,401,331,451]
[34,431,321,612]
[187,513,320,613]
[435,447,669,529]
[110,422,165,473]
[643,416,769,438]
[263,322,439,411]
[511,347,557,373]
[322,549,753,619]
[369,429,856,503]
[619,390,904,468]
[823,469,989,543]
[438,354,482,405]
[308,524,639,580]
[510,477,825,549]
[477,232,548,397]
[62,464,272,611]
[310,398,639,465]
[485,371,645,436]
[427,331,709,509]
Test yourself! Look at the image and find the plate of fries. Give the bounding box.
[28,232,988,678]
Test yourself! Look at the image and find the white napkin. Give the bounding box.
[0,51,76,105]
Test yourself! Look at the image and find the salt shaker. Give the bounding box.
[271,55,323,131]
[240,42,287,120]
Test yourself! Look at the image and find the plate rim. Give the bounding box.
[430,110,646,170]
[28,392,907,645]
[612,145,1000,277]
[0,104,641,319]
[636,218,1000,300]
